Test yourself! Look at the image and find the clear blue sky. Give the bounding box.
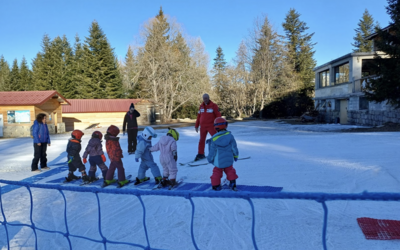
[0,0,391,69]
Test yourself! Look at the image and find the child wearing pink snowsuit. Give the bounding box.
[150,128,179,186]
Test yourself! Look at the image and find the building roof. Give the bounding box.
[365,24,392,40]
[0,90,70,106]
[62,99,143,113]
[313,52,380,72]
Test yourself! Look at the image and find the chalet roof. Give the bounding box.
[0,90,70,106]
[62,99,144,113]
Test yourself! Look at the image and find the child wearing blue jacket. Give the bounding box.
[207,117,239,191]
[134,126,163,185]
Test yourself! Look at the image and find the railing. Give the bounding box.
[1,179,400,250]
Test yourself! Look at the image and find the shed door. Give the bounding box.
[340,100,348,124]
[0,114,3,137]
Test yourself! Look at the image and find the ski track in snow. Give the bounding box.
[1,120,400,249]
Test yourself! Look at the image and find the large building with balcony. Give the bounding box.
[313,51,400,126]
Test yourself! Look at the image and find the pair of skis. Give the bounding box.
[152,179,183,190]
[183,156,251,166]
[100,174,133,188]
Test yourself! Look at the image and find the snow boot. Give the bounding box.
[212,185,222,191]
[229,180,236,189]
[160,177,170,187]
[134,177,150,185]
[88,176,99,182]
[118,179,130,188]
[81,171,90,182]
[169,179,177,188]
[194,154,206,161]
[155,176,163,185]
[65,172,80,182]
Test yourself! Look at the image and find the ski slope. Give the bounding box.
[1,120,400,250]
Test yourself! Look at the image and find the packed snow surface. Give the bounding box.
[0,120,400,250]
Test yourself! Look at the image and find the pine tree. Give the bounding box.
[122,46,142,98]
[19,56,32,91]
[282,9,316,89]
[212,46,228,112]
[71,35,90,99]
[0,55,10,91]
[352,9,376,52]
[9,59,20,91]
[364,0,400,108]
[84,21,123,99]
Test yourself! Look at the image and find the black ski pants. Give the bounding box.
[127,129,138,153]
[31,143,48,171]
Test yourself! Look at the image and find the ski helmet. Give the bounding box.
[107,125,120,136]
[71,130,84,140]
[142,126,157,140]
[214,117,228,131]
[92,131,103,140]
[167,127,179,141]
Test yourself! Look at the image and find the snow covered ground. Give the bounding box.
[1,120,400,250]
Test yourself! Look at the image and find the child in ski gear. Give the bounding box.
[194,93,221,161]
[134,126,162,185]
[104,125,130,187]
[207,117,239,191]
[31,113,51,172]
[150,127,179,187]
[82,131,108,182]
[123,103,141,154]
[66,130,89,182]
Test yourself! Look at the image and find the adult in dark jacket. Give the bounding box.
[31,113,51,172]
[123,103,141,154]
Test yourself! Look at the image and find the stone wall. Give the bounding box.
[348,110,400,126]
[2,123,66,138]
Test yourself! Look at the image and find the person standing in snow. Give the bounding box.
[103,125,130,187]
[194,93,221,161]
[65,130,89,182]
[150,128,179,188]
[207,117,239,191]
[134,126,163,185]
[82,131,108,183]
[123,103,141,155]
[31,113,51,172]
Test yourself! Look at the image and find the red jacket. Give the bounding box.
[195,100,221,128]
[105,135,123,161]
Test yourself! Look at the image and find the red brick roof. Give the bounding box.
[62,99,142,113]
[0,91,70,106]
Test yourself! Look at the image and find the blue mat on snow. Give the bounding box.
[1,164,69,194]
[173,182,283,192]
[43,179,282,192]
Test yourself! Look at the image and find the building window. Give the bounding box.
[319,70,330,88]
[334,63,349,84]
[359,97,369,110]
[335,99,340,111]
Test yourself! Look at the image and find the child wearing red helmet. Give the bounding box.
[207,117,239,191]
[82,131,109,183]
[103,125,130,187]
[65,130,90,182]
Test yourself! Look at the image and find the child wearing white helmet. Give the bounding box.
[150,127,179,188]
[134,126,163,185]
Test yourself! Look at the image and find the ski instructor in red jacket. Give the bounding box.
[194,93,221,161]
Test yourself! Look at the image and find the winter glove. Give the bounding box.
[101,154,106,162]
[172,150,178,161]
[195,127,199,133]
[234,157,238,162]
[206,139,211,145]
[68,156,74,163]
[135,158,139,162]
[83,158,87,164]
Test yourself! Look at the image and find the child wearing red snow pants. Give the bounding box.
[207,118,239,190]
